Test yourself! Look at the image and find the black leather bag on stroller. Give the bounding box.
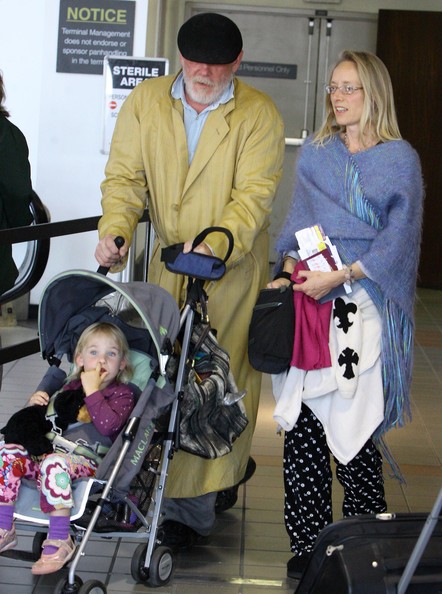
[177,321,248,459]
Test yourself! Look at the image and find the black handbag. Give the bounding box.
[248,285,295,374]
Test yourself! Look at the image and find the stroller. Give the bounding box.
[5,228,247,593]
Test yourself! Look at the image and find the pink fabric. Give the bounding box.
[290,261,332,370]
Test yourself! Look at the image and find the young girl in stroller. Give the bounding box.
[0,322,135,575]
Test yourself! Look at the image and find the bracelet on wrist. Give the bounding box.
[273,271,292,281]
[343,264,356,285]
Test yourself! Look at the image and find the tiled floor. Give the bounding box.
[0,288,441,593]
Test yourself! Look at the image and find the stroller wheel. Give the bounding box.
[32,532,46,559]
[54,574,83,594]
[79,579,107,594]
[131,544,174,586]
[131,544,150,583]
[149,546,174,586]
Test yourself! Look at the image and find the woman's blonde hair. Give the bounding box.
[70,322,133,384]
[315,50,402,146]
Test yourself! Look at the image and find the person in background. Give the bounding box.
[0,322,135,575]
[0,70,34,391]
[95,13,285,548]
[268,50,424,580]
[0,70,34,297]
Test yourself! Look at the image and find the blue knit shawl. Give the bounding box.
[276,135,424,439]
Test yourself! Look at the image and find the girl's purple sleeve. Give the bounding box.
[84,383,135,438]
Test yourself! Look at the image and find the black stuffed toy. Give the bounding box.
[1,406,53,456]
[53,388,87,430]
[0,388,88,456]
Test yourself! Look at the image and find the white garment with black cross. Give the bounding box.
[272,284,384,465]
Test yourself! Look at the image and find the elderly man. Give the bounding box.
[95,12,284,547]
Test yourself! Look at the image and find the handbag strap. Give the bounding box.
[186,322,212,366]
[191,226,234,266]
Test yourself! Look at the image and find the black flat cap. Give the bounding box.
[178,13,243,65]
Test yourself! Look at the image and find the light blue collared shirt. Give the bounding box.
[171,73,234,164]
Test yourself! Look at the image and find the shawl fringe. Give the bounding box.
[373,298,414,482]
[345,160,383,230]
[375,436,406,484]
[377,298,414,436]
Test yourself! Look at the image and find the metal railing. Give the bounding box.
[0,208,149,366]
[1,191,50,307]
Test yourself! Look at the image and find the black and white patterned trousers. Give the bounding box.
[284,403,387,555]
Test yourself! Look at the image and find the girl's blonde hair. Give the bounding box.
[314,50,402,147]
[70,322,133,384]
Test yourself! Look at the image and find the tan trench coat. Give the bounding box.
[98,73,284,497]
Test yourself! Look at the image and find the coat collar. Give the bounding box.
[169,74,237,195]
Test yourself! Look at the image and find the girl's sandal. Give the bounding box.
[31,537,75,575]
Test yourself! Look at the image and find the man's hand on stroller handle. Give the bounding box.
[183,239,213,256]
[27,391,50,407]
[95,234,127,268]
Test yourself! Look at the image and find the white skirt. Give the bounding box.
[272,284,384,464]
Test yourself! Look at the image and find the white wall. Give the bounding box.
[0,0,148,304]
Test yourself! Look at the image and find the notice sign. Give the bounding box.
[57,0,136,75]
[102,56,169,153]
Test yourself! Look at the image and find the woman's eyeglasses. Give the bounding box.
[325,84,363,95]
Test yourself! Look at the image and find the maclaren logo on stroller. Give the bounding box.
[131,421,155,466]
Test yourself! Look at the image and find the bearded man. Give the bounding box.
[95,12,284,547]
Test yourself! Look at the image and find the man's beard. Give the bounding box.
[183,72,233,106]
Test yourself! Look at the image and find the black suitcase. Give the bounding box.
[295,489,442,594]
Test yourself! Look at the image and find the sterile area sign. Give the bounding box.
[102,55,169,154]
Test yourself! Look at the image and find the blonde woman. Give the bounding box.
[270,51,424,579]
[0,322,135,574]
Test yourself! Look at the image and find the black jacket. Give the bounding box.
[0,115,33,295]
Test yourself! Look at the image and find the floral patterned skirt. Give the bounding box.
[0,444,98,513]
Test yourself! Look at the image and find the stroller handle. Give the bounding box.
[97,236,125,276]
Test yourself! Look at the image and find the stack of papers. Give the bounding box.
[295,224,352,298]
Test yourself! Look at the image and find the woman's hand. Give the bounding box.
[267,278,293,289]
[292,269,344,301]
[268,255,297,289]
[27,391,50,407]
